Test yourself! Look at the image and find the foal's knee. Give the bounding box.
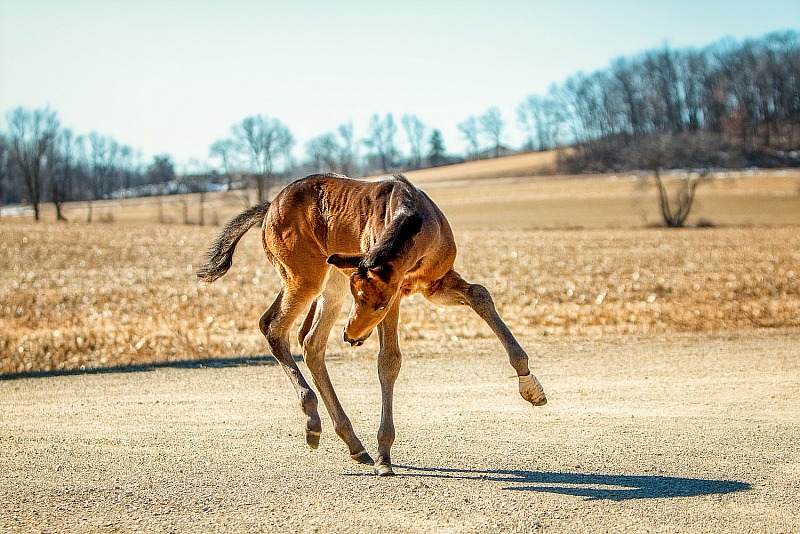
[302,332,328,360]
[467,284,495,311]
[297,303,316,347]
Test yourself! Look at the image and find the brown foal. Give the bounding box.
[198,173,546,476]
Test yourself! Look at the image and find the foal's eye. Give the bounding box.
[377,304,387,311]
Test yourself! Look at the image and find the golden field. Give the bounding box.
[1,158,800,375]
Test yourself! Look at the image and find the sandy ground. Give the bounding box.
[1,329,799,533]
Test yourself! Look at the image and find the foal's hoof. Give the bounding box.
[305,430,322,449]
[375,463,395,477]
[351,450,374,465]
[518,373,547,406]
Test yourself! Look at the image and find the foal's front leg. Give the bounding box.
[374,299,403,476]
[426,270,547,406]
[300,270,373,465]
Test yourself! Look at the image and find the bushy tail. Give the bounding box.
[197,202,271,283]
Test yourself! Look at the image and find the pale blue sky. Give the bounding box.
[1,0,797,171]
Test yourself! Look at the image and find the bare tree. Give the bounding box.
[517,96,542,151]
[653,169,710,227]
[177,172,209,226]
[6,107,60,221]
[0,134,9,216]
[763,30,800,148]
[639,134,710,227]
[337,122,357,176]
[401,114,426,169]
[276,125,296,176]
[209,137,254,207]
[87,133,124,222]
[517,95,562,151]
[228,115,294,203]
[457,116,480,158]
[679,49,710,133]
[306,122,359,176]
[209,138,239,189]
[610,57,649,138]
[306,133,340,173]
[71,134,91,210]
[479,107,505,158]
[364,113,398,173]
[645,46,685,133]
[49,128,78,221]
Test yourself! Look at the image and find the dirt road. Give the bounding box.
[2,330,798,532]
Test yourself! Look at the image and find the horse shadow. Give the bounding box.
[390,464,750,501]
[0,354,289,381]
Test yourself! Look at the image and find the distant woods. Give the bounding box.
[0,30,798,220]
[0,107,176,221]
[545,29,800,171]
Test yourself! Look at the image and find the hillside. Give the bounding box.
[4,151,800,229]
[398,150,562,184]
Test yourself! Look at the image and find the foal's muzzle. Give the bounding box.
[343,329,370,347]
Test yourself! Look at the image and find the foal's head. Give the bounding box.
[327,254,400,346]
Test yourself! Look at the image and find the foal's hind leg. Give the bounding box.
[425,270,547,406]
[297,300,317,349]
[301,269,373,464]
[260,286,324,448]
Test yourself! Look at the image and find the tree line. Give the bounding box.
[524,29,800,171]
[0,107,176,221]
[1,29,797,219]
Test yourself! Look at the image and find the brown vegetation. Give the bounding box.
[2,218,798,375]
[3,159,799,376]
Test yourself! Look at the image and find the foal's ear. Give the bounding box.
[327,253,364,271]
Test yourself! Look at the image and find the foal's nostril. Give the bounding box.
[343,330,365,347]
[343,330,357,347]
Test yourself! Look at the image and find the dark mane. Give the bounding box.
[361,175,424,270]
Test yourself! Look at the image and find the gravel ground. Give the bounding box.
[1,330,799,533]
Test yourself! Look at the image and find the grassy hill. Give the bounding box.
[6,151,800,229]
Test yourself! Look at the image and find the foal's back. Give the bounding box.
[263,174,457,281]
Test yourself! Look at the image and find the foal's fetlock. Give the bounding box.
[350,449,374,465]
[304,412,323,449]
[334,423,370,464]
[300,392,323,449]
[518,373,547,406]
[374,459,395,477]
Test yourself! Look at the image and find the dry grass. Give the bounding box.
[421,169,800,229]
[2,219,798,375]
[3,157,799,374]
[20,165,800,230]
